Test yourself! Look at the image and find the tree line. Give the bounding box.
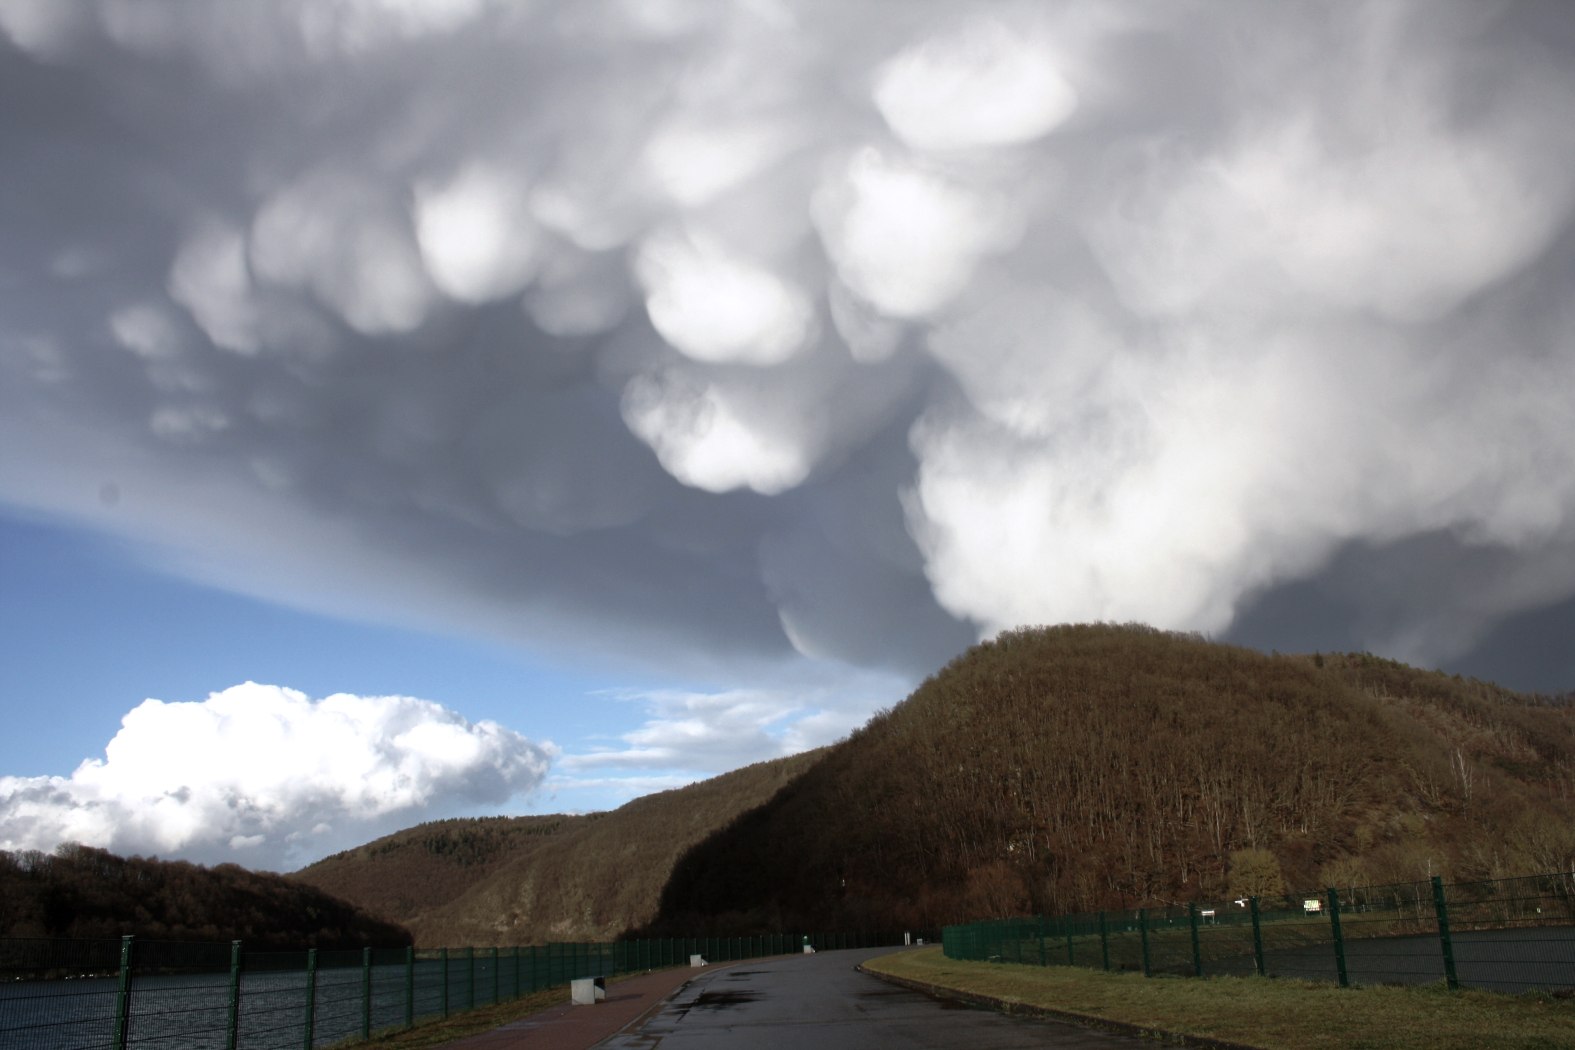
[0,843,410,948]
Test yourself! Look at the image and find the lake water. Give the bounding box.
[1,958,505,1050]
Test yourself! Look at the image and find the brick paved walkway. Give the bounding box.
[437,965,706,1049]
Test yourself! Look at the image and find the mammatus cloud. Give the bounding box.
[0,684,552,870]
[2,0,1575,718]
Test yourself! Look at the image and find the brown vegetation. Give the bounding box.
[293,749,826,946]
[646,625,1575,934]
[0,843,410,947]
[89,624,1570,949]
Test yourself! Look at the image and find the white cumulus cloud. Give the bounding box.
[0,683,552,870]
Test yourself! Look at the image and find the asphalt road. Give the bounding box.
[597,948,1152,1050]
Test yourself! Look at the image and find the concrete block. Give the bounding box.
[690,954,707,967]
[570,976,606,1005]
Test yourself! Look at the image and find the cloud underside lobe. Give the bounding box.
[1,0,1574,693]
[0,683,552,870]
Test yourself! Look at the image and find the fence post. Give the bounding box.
[361,947,372,1040]
[1188,903,1203,977]
[1065,918,1075,966]
[303,948,318,1050]
[467,946,476,1011]
[441,948,450,1018]
[1250,897,1265,977]
[404,947,415,1030]
[226,940,242,1050]
[113,934,134,1050]
[1099,912,1110,971]
[513,946,521,999]
[1139,910,1151,977]
[492,946,500,1005]
[1326,888,1349,988]
[1430,875,1460,991]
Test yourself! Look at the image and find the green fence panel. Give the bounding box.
[1432,875,1459,991]
[227,941,242,1050]
[1327,888,1349,988]
[1139,909,1151,977]
[940,868,1575,996]
[1188,903,1203,977]
[113,935,134,1050]
[1250,897,1265,977]
[301,949,317,1050]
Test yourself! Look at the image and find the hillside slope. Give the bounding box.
[294,749,825,946]
[648,624,1575,933]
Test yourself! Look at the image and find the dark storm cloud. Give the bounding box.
[2,0,1574,695]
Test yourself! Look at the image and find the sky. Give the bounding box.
[2,0,1574,873]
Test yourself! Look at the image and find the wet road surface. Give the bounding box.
[597,948,1156,1049]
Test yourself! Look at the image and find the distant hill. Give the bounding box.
[0,843,410,948]
[646,624,1575,934]
[294,624,1575,945]
[293,749,826,946]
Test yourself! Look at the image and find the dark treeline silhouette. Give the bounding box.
[643,624,1575,935]
[0,843,410,948]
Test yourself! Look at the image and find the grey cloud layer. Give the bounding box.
[3,0,1574,691]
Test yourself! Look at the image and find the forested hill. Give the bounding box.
[293,624,1573,946]
[646,624,1575,934]
[0,844,411,948]
[293,748,826,947]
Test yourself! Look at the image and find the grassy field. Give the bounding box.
[862,946,1575,1050]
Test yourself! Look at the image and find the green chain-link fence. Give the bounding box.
[0,929,919,1049]
[944,869,1575,994]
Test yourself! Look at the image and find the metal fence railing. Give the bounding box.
[943,870,1575,995]
[0,929,913,1049]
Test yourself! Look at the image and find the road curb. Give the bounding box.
[598,974,696,1045]
[856,964,1265,1050]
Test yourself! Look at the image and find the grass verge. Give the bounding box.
[324,987,563,1049]
[862,946,1575,1050]
[327,972,653,1049]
